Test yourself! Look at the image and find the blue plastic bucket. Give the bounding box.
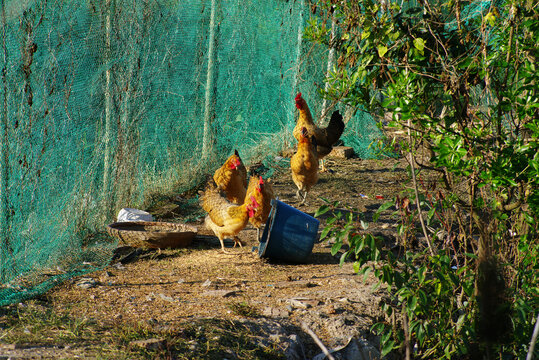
[258,199,320,263]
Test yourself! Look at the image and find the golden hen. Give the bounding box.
[213,149,248,204]
[201,181,259,253]
[291,127,319,205]
[293,93,345,171]
[244,174,274,241]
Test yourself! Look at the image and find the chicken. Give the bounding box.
[293,93,345,171]
[201,181,259,253]
[244,174,274,241]
[291,127,319,205]
[213,149,248,204]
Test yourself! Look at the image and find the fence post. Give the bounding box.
[320,12,336,123]
[291,0,305,126]
[202,0,219,160]
[0,0,12,282]
[102,0,114,222]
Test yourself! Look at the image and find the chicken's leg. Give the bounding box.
[218,237,231,254]
[300,191,309,206]
[233,236,244,248]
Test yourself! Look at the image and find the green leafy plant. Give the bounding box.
[309,0,538,358]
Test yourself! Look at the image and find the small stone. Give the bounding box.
[0,344,17,350]
[129,338,165,350]
[201,279,212,287]
[188,340,198,351]
[328,146,354,159]
[287,299,316,309]
[201,290,237,297]
[285,334,305,360]
[158,293,175,302]
[325,304,337,315]
[112,263,126,270]
[262,307,289,318]
[76,278,97,289]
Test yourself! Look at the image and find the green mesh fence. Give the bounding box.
[0,0,381,306]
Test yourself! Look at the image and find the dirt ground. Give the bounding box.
[1,154,411,359]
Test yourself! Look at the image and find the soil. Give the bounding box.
[1,155,411,359]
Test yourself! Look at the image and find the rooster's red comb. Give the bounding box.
[295,93,302,102]
[258,176,264,185]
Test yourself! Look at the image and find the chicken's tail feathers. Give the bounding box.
[247,165,260,178]
[203,174,217,189]
[200,176,220,201]
[326,110,345,145]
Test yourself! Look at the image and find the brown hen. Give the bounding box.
[291,127,319,205]
[213,149,248,204]
[244,174,274,241]
[293,93,344,171]
[201,181,259,253]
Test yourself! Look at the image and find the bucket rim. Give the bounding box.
[258,198,278,258]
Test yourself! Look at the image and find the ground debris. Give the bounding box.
[201,289,238,297]
[129,338,166,350]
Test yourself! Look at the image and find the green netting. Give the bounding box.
[0,0,381,306]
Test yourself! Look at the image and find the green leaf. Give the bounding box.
[314,205,330,217]
[413,37,425,53]
[339,251,348,266]
[371,322,385,334]
[331,241,342,256]
[320,226,332,240]
[361,30,371,40]
[418,265,427,284]
[360,266,372,282]
[374,200,394,222]
[377,45,388,58]
[360,220,368,230]
[456,314,466,331]
[485,11,496,26]
[408,296,418,312]
[381,339,395,357]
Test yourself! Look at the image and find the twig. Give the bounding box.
[407,119,435,256]
[527,313,539,360]
[301,321,335,360]
[402,303,411,360]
